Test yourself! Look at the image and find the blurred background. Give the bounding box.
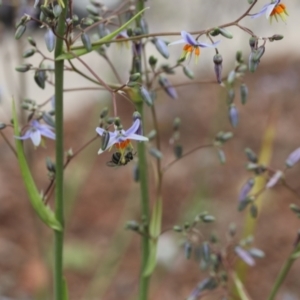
[0,0,300,299]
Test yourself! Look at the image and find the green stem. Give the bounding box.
[136,103,150,300]
[54,1,68,300]
[267,242,300,300]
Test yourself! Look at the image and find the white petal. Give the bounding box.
[266,3,276,19]
[168,39,185,46]
[127,133,149,141]
[30,130,41,146]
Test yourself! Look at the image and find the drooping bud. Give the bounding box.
[152,38,169,59]
[147,130,156,140]
[138,17,149,34]
[161,64,175,74]
[81,32,92,52]
[238,196,253,211]
[149,148,163,159]
[286,147,300,168]
[266,170,283,188]
[249,36,257,50]
[22,49,36,58]
[253,46,265,63]
[240,83,248,105]
[158,76,178,99]
[129,73,140,82]
[133,111,142,135]
[290,203,300,214]
[86,4,99,15]
[183,66,194,79]
[248,248,265,258]
[184,241,192,259]
[46,157,56,173]
[45,29,56,52]
[139,86,153,106]
[235,246,255,266]
[239,178,255,202]
[34,70,46,89]
[213,54,223,83]
[27,36,36,47]
[228,104,238,128]
[248,51,259,73]
[227,70,236,85]
[42,112,55,127]
[245,148,258,163]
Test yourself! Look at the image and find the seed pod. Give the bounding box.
[219,28,233,39]
[139,86,153,106]
[152,38,169,59]
[240,84,248,105]
[15,25,26,40]
[44,29,56,52]
[81,32,92,52]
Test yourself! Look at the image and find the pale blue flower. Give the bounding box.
[169,31,220,62]
[95,119,148,154]
[15,120,55,146]
[251,0,288,22]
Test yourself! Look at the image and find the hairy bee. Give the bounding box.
[106,151,134,167]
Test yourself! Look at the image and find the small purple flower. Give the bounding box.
[15,120,55,147]
[286,147,300,168]
[95,119,148,155]
[266,170,283,188]
[152,38,169,59]
[169,31,220,62]
[235,246,255,266]
[229,104,239,128]
[158,76,178,99]
[251,0,288,22]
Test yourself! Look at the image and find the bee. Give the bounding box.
[106,151,134,167]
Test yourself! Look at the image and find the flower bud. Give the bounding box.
[266,170,283,188]
[245,148,258,163]
[248,51,259,73]
[129,73,140,82]
[125,220,140,231]
[152,38,169,59]
[227,89,235,104]
[53,4,63,17]
[158,76,178,99]
[22,49,35,58]
[34,70,46,89]
[15,64,32,73]
[149,148,163,159]
[45,29,56,52]
[46,157,56,173]
[219,28,233,39]
[100,107,109,119]
[217,149,226,164]
[235,246,255,266]
[42,112,55,127]
[40,5,55,18]
[139,86,153,106]
[286,147,300,167]
[27,37,36,47]
[250,204,258,218]
[269,34,284,41]
[240,84,248,105]
[248,248,265,258]
[0,123,6,130]
[148,55,157,67]
[147,130,156,140]
[81,32,92,52]
[86,4,99,16]
[138,17,148,34]
[236,51,243,63]
[239,178,255,202]
[227,70,236,85]
[173,225,183,232]
[209,28,220,36]
[174,144,183,158]
[253,46,265,63]
[15,25,26,40]
[184,241,192,259]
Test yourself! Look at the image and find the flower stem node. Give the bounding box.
[125,220,140,231]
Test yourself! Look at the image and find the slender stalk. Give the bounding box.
[267,242,300,300]
[136,102,150,300]
[54,1,68,300]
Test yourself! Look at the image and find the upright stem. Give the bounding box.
[136,102,150,300]
[54,2,68,300]
[267,242,300,300]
